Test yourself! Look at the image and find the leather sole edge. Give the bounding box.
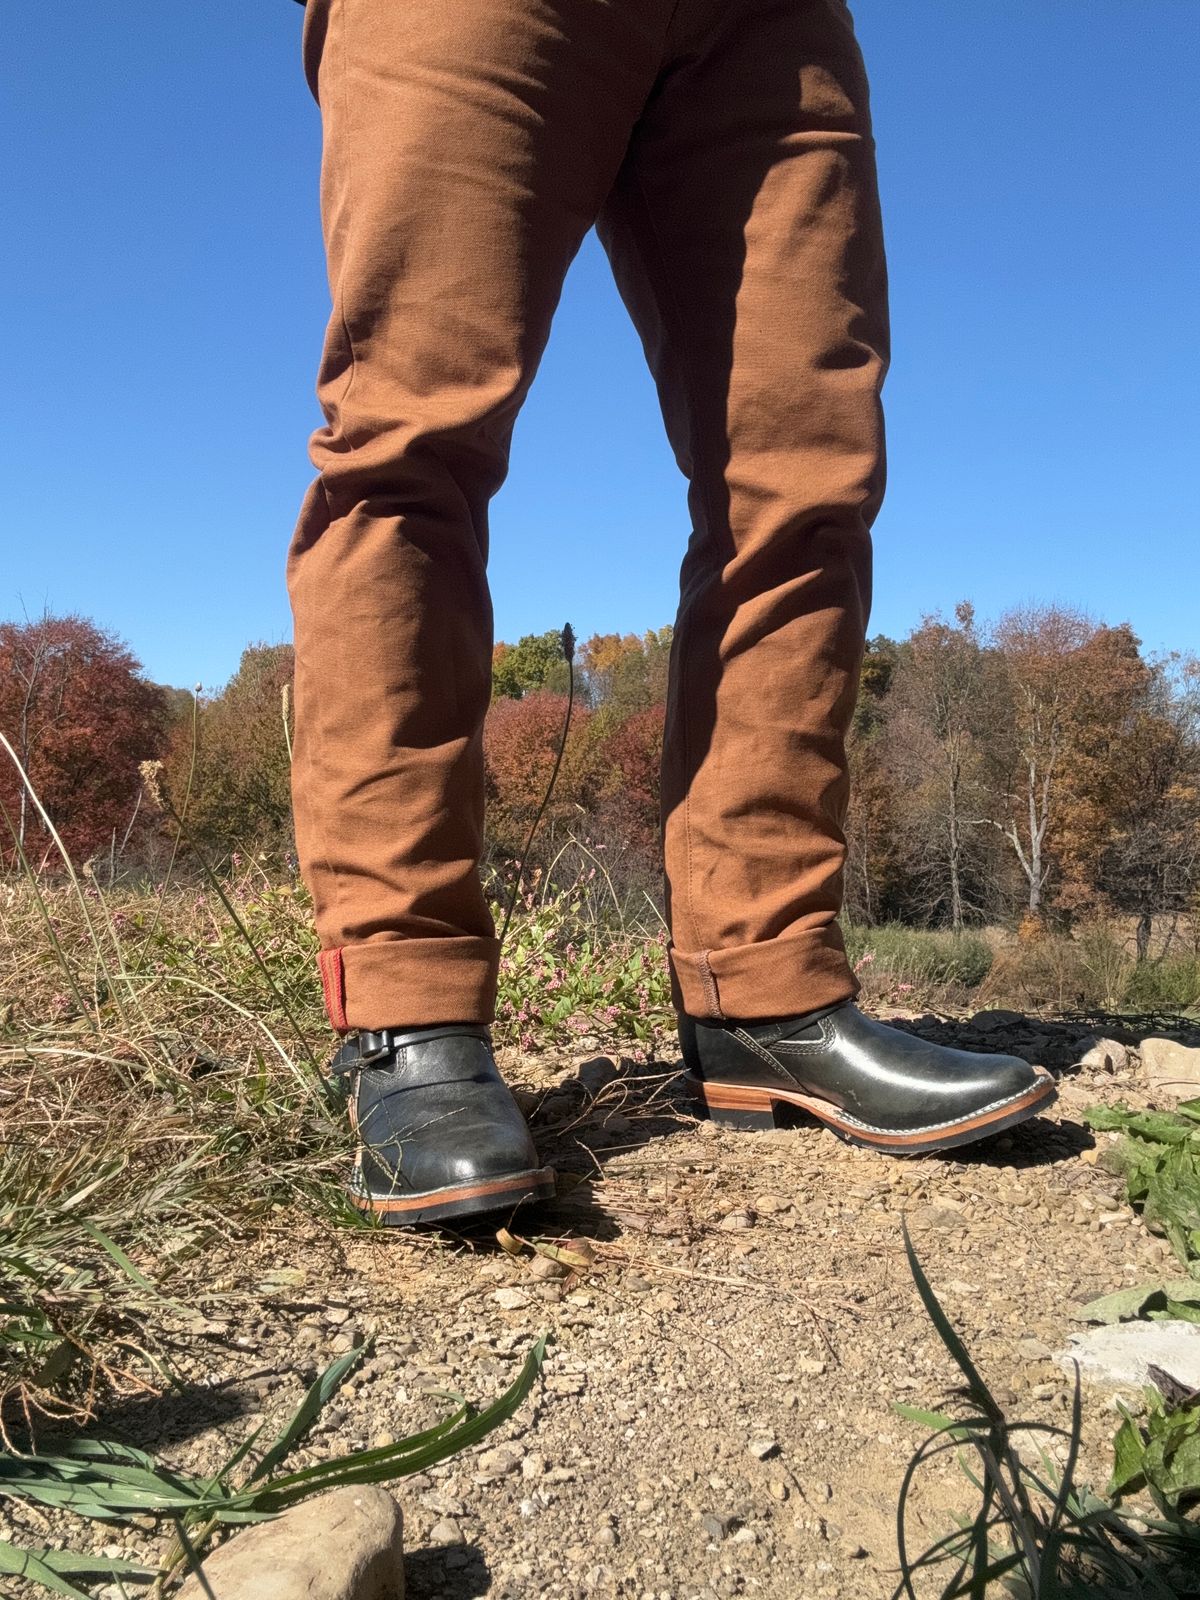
[348,1167,557,1227]
[687,1071,1058,1155]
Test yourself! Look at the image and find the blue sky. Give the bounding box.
[5,1,1197,691]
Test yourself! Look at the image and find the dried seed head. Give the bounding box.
[139,760,164,810]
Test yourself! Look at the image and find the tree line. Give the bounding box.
[2,608,1197,948]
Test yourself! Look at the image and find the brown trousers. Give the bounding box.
[289,0,889,1032]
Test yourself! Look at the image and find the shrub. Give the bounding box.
[843,923,993,1000]
[1123,955,1200,1013]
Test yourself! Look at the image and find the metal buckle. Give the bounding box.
[354,1030,396,1065]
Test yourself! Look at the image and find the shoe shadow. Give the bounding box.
[427,1052,698,1246]
[405,1541,491,1599]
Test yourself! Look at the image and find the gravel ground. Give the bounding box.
[9,1010,1196,1599]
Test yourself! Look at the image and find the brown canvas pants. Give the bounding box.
[289,0,889,1033]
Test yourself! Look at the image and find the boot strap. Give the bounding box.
[327,1023,491,1078]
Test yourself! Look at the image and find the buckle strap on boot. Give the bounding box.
[327,1023,492,1079]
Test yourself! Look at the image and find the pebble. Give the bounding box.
[747,1437,779,1461]
[429,1518,462,1544]
[492,1287,532,1311]
[700,1513,736,1542]
[476,1444,524,1482]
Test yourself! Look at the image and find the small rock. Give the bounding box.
[795,1356,827,1376]
[753,1194,791,1214]
[475,1444,523,1481]
[747,1437,779,1461]
[1077,1037,1130,1073]
[1018,1338,1053,1362]
[768,1480,789,1503]
[528,1254,566,1281]
[521,1451,546,1480]
[492,1287,532,1311]
[428,1518,462,1544]
[701,1513,736,1542]
[176,1486,403,1600]
[1139,1037,1200,1103]
[731,1526,759,1545]
[578,1057,619,1093]
[719,1210,754,1232]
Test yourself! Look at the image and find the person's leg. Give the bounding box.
[290,0,673,1221]
[290,0,669,1034]
[599,0,1055,1151]
[598,0,887,1023]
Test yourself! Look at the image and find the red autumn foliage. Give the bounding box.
[592,703,665,858]
[483,692,595,851]
[0,613,167,869]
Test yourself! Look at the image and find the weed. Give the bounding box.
[896,1223,1200,1598]
[1084,1101,1200,1268]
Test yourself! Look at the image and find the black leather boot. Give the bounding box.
[328,1024,555,1225]
[680,1002,1056,1155]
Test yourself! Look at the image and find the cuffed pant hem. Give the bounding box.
[317,936,501,1031]
[668,926,858,1022]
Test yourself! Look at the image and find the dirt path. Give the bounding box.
[22,1014,1182,1600]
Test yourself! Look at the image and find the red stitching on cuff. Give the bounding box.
[318,947,348,1031]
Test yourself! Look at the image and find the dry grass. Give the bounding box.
[0,869,346,1438]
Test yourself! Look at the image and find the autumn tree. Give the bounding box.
[1095,654,1200,956]
[844,635,904,923]
[577,628,672,718]
[884,605,1004,930]
[162,643,295,857]
[483,691,596,857]
[590,702,666,871]
[491,631,570,700]
[986,608,1152,921]
[0,612,167,868]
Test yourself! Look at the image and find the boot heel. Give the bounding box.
[687,1077,780,1130]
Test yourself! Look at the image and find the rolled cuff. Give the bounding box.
[317,936,501,1031]
[668,925,858,1022]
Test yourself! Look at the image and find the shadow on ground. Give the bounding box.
[405,1540,491,1599]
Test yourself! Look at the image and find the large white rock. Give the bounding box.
[1056,1321,1200,1391]
[1139,1037,1200,1103]
[177,1486,404,1600]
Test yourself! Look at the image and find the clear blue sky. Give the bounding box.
[5,1,1197,692]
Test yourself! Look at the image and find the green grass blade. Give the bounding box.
[76,1219,159,1295]
[0,1539,101,1599]
[901,1220,1003,1422]
[246,1341,367,1486]
[246,1336,546,1510]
